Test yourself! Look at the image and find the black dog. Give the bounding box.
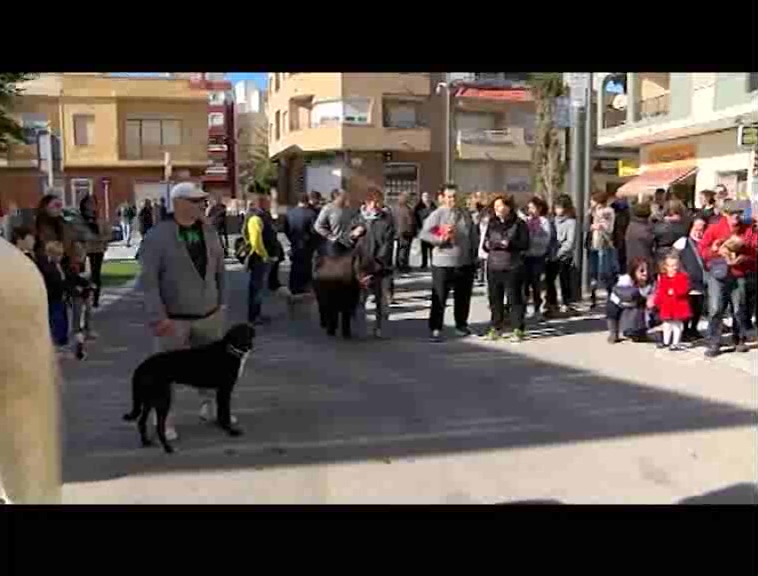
[123,323,255,453]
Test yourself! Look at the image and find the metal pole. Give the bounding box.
[444,85,452,183]
[582,73,594,294]
[570,102,585,298]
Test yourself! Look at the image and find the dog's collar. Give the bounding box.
[226,344,249,358]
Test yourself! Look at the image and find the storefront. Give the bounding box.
[617,129,754,207]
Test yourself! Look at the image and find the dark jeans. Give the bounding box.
[49,300,69,346]
[87,252,104,306]
[396,237,412,272]
[476,259,486,284]
[217,225,228,253]
[420,241,433,269]
[707,275,748,349]
[488,267,525,332]
[545,258,574,308]
[289,248,314,295]
[685,293,705,334]
[268,258,282,292]
[745,271,757,330]
[316,279,359,338]
[429,265,475,332]
[247,260,271,323]
[524,256,546,313]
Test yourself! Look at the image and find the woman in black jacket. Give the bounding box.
[673,213,708,341]
[652,199,690,265]
[482,194,530,342]
[624,201,655,270]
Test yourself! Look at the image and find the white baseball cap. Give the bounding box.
[170,182,208,201]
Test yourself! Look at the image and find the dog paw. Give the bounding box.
[226,427,244,437]
[163,445,175,454]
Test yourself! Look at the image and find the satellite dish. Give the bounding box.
[612,94,628,110]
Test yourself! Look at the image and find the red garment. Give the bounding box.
[699,216,758,278]
[655,271,692,321]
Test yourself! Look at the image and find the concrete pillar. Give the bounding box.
[627,73,638,124]
[0,239,62,504]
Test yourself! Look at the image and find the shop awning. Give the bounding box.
[617,165,698,198]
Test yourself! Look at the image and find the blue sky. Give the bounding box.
[227,72,267,88]
[110,72,267,88]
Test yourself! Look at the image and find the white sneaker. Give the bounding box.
[165,426,179,442]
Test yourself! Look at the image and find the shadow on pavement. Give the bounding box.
[61,268,758,485]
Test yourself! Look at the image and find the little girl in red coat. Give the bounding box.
[654,251,692,351]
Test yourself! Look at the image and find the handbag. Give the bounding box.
[708,257,731,281]
[234,236,251,265]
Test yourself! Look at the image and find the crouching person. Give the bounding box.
[607,257,656,344]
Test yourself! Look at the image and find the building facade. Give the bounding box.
[597,72,758,205]
[234,80,268,204]
[0,74,209,220]
[447,73,538,204]
[267,73,445,207]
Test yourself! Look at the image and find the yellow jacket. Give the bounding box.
[245,214,270,262]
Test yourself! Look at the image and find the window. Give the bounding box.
[383,100,423,128]
[209,91,226,105]
[125,120,141,158]
[208,112,225,129]
[124,119,183,158]
[141,120,162,146]
[282,111,288,134]
[383,163,419,205]
[162,120,181,146]
[749,73,758,93]
[310,99,371,127]
[275,111,281,140]
[73,114,95,146]
[70,178,93,207]
[343,99,370,124]
[275,73,280,91]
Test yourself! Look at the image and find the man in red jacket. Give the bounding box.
[699,200,758,357]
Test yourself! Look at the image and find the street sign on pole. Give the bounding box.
[566,73,590,108]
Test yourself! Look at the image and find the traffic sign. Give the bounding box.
[566,73,590,107]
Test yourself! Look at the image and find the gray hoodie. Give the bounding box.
[418,206,479,268]
[554,215,577,261]
[139,219,225,323]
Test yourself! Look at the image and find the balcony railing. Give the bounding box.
[637,93,670,120]
[448,73,530,88]
[457,128,523,146]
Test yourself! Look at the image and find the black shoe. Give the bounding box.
[735,342,749,353]
[704,347,720,358]
[607,333,620,344]
[656,342,668,350]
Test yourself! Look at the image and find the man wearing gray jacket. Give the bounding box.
[139,182,230,442]
[418,184,479,342]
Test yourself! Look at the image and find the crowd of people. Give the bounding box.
[8,194,111,360]
[236,181,757,359]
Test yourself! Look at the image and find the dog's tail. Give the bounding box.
[123,371,143,421]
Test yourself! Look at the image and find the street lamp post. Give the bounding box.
[436,81,452,183]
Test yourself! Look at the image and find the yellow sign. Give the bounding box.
[646,143,696,166]
[618,159,640,177]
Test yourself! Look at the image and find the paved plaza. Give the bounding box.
[60,253,757,504]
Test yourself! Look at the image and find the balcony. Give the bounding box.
[448,73,531,88]
[637,93,670,121]
[456,128,532,162]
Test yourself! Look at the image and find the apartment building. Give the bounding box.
[0,74,209,220]
[597,72,758,205]
[267,73,444,207]
[446,73,537,203]
[234,80,268,199]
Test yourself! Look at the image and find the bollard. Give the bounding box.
[0,238,62,504]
